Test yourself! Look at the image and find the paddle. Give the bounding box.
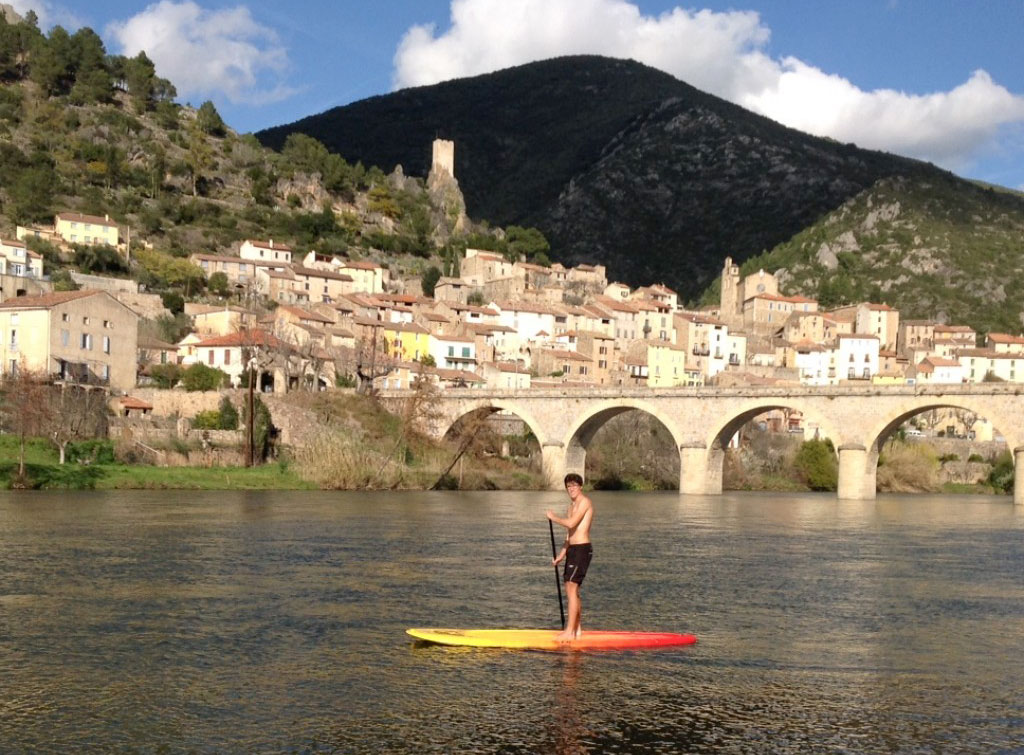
[548,519,566,630]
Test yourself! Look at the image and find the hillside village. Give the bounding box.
[1,138,1023,448]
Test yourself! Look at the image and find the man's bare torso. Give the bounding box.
[566,495,593,544]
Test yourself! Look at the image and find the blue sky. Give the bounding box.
[14,0,1024,189]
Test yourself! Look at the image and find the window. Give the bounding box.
[461,347,470,358]
[61,329,69,346]
[447,346,454,357]
[8,329,16,348]
[83,316,90,325]
[599,360,607,369]
[102,336,110,354]
[80,333,92,350]
[62,312,69,322]
[208,350,215,365]
[562,364,570,374]
[862,368,870,379]
[848,367,855,379]
[224,349,231,365]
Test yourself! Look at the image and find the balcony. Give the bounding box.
[692,346,710,356]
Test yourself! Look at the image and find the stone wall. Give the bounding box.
[71,272,138,294]
[124,388,245,418]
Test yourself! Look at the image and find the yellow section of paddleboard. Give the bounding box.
[406,628,697,651]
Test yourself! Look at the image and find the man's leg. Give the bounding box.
[565,581,581,639]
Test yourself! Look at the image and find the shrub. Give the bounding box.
[217,396,239,430]
[180,363,228,391]
[191,410,222,429]
[66,439,115,465]
[987,451,1015,494]
[939,453,960,463]
[968,453,985,463]
[150,363,182,389]
[792,439,838,491]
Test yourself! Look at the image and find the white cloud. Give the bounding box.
[106,1,296,105]
[393,0,1024,172]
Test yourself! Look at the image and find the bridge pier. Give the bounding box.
[679,443,723,495]
[541,442,566,490]
[837,444,876,500]
[1015,447,1024,507]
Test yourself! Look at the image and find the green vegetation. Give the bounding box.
[180,363,229,391]
[792,439,838,491]
[732,176,1024,333]
[192,397,239,430]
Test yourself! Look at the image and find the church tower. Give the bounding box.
[720,257,742,329]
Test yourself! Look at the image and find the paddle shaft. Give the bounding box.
[548,519,566,629]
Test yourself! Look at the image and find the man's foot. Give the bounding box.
[554,630,575,643]
[573,628,583,639]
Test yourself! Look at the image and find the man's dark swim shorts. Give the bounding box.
[563,543,593,585]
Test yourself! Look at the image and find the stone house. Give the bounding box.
[533,347,594,383]
[985,332,1024,355]
[0,289,139,391]
[479,360,531,389]
[933,325,976,358]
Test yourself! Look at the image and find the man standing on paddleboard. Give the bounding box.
[547,473,594,642]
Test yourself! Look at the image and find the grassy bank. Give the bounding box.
[0,388,546,491]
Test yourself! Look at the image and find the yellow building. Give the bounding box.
[354,319,431,362]
[0,290,139,391]
[646,341,690,387]
[54,212,119,247]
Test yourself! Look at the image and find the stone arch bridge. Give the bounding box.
[380,385,1024,505]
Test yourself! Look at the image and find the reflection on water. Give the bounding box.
[1,490,1022,752]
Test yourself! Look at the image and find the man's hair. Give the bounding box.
[564,472,584,487]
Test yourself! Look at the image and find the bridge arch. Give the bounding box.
[562,398,685,489]
[692,400,846,495]
[439,399,547,447]
[846,397,1019,498]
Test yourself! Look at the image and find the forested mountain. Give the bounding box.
[256,55,999,301]
[730,176,1024,333]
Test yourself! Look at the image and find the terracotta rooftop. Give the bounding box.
[0,290,100,309]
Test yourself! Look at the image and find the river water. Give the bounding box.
[0,490,1022,753]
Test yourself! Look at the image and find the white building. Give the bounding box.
[837,334,879,381]
[429,334,477,371]
[792,341,833,386]
[239,239,292,267]
[0,238,44,278]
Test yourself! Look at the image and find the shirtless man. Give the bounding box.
[547,473,594,642]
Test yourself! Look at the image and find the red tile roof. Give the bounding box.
[0,290,100,309]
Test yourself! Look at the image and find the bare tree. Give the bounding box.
[354,325,398,394]
[951,408,981,439]
[0,368,53,479]
[41,384,110,464]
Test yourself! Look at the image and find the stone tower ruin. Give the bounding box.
[432,139,455,178]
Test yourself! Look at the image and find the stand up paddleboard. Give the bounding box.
[407,628,697,651]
